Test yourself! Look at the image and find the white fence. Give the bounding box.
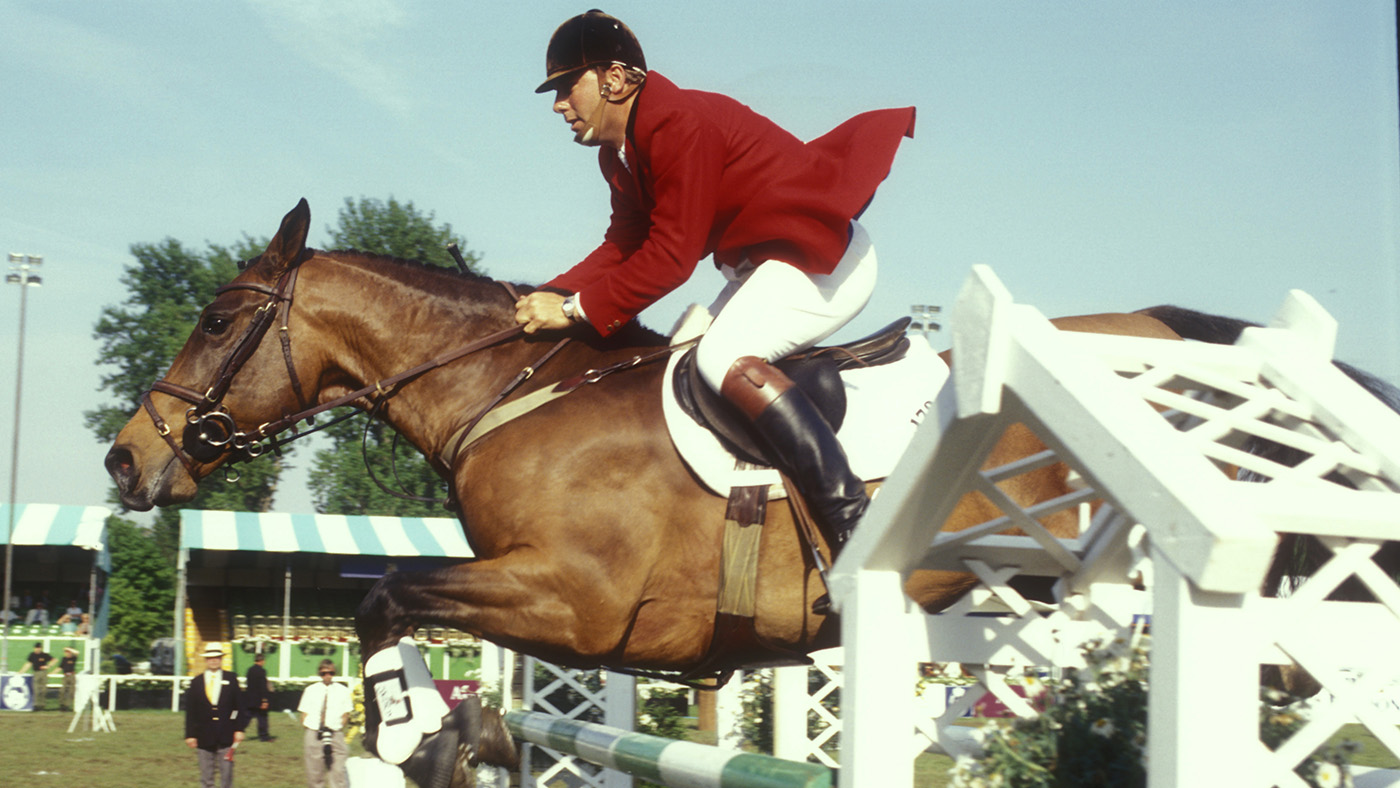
[829,265,1400,787]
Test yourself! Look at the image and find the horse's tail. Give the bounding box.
[1134,304,1256,345]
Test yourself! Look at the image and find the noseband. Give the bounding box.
[139,264,531,484]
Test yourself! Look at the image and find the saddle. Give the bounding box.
[672,317,913,464]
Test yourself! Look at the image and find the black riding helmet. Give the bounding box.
[535,9,646,94]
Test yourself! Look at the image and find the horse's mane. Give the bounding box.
[322,248,495,286]
[317,248,669,349]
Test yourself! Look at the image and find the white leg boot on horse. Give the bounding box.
[721,356,869,554]
[361,637,517,788]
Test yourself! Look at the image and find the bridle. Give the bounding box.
[140,267,307,479]
[138,262,539,485]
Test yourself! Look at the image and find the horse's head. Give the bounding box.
[105,199,317,510]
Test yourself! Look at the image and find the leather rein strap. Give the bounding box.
[141,271,538,482]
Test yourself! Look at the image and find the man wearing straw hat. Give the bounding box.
[184,645,246,788]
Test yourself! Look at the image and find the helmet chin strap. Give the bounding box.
[576,73,639,147]
[574,86,607,145]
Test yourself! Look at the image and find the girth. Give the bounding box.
[672,316,912,464]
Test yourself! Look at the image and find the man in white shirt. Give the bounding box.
[296,659,352,788]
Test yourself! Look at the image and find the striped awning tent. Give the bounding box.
[178,510,474,558]
[0,503,112,571]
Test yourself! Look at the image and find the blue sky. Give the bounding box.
[2,1,1397,515]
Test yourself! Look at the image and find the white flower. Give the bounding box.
[1090,717,1116,738]
[1314,762,1341,788]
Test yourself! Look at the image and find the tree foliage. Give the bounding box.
[102,516,177,658]
[326,195,480,272]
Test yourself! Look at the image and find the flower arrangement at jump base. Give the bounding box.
[948,636,1355,788]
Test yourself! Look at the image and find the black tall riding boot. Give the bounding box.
[721,356,869,553]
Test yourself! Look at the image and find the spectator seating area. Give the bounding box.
[222,588,472,644]
[4,622,79,638]
[177,586,479,680]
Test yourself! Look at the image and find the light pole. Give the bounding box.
[910,303,942,337]
[2,253,42,674]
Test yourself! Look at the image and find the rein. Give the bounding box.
[140,258,691,508]
[140,266,536,486]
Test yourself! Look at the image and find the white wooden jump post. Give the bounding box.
[828,265,1400,788]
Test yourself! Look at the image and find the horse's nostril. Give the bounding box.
[105,447,134,479]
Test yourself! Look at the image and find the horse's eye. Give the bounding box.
[202,315,231,336]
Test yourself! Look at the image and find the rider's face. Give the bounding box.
[553,68,608,146]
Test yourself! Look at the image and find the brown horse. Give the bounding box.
[105,200,1185,779]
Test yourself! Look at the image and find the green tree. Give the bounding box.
[306,197,482,516]
[102,516,177,658]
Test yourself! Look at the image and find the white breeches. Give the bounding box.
[695,220,877,392]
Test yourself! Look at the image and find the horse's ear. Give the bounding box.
[260,198,312,276]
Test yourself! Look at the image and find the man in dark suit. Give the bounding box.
[245,652,273,741]
[184,645,246,788]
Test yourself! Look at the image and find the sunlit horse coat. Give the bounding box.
[546,71,917,337]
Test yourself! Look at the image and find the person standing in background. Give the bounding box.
[19,642,52,710]
[245,652,274,741]
[184,646,246,788]
[58,646,78,712]
[297,659,352,788]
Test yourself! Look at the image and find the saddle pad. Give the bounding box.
[661,333,950,498]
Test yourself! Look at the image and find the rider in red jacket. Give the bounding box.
[516,10,915,555]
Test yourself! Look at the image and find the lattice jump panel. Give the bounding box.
[521,659,610,788]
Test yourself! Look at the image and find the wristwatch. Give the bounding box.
[561,294,579,322]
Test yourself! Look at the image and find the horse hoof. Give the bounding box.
[398,722,461,788]
[474,705,520,770]
[398,695,519,788]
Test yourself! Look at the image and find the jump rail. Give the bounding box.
[505,710,833,788]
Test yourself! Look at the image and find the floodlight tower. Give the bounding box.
[2,253,42,674]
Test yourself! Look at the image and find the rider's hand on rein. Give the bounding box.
[515,291,573,334]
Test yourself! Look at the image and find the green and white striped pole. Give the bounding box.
[506,710,833,788]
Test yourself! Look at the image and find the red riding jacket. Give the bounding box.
[545,72,916,336]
